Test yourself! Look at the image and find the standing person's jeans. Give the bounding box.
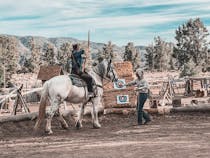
[137,93,151,125]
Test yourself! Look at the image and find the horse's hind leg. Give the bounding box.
[75,103,85,129]
[58,109,69,129]
[46,99,60,134]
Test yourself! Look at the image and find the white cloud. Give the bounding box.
[1,0,210,45]
[140,0,210,6]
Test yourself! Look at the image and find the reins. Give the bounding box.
[92,67,112,87]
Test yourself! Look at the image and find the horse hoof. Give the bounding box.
[62,126,69,130]
[75,121,82,129]
[93,123,101,129]
[45,130,53,135]
[61,124,69,130]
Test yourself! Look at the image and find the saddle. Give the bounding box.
[69,73,97,98]
[69,74,87,87]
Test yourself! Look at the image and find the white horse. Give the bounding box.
[34,58,118,134]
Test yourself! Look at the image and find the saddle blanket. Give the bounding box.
[69,74,87,87]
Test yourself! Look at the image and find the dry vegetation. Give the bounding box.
[0,68,210,158]
[1,113,210,158]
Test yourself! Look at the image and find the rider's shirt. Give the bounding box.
[72,49,85,72]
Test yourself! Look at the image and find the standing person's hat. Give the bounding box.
[135,68,144,78]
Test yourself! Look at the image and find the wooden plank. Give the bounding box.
[0,87,42,101]
[0,106,104,123]
[171,104,210,113]
[104,108,158,115]
[0,112,38,123]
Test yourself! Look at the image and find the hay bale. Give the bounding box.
[103,88,136,108]
[113,61,134,77]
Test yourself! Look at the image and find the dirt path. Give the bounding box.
[0,113,210,158]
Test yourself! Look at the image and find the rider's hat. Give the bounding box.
[73,43,79,50]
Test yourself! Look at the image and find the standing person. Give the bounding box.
[71,43,94,97]
[125,68,151,125]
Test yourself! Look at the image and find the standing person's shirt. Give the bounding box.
[126,79,149,93]
[72,49,85,72]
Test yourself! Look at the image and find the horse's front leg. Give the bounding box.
[75,103,85,129]
[58,109,69,129]
[63,101,67,110]
[91,97,102,129]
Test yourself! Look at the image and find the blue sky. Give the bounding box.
[1,0,210,46]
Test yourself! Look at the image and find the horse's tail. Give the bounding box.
[34,82,49,130]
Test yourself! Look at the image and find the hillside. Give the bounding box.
[0,34,146,66]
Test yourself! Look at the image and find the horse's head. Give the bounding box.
[94,56,118,82]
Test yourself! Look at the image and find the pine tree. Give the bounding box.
[133,48,141,70]
[57,42,72,71]
[124,42,135,61]
[29,37,41,73]
[154,36,164,70]
[41,43,56,66]
[180,59,197,77]
[22,37,41,73]
[123,42,141,70]
[0,36,18,87]
[174,18,209,72]
[102,41,114,59]
[145,37,173,71]
[145,44,155,70]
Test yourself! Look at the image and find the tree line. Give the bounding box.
[104,18,210,77]
[0,18,210,87]
[144,18,210,77]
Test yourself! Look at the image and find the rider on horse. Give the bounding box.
[71,43,94,97]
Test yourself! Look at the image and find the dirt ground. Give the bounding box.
[0,112,210,158]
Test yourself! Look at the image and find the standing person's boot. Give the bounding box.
[143,111,151,125]
[144,119,151,125]
[137,112,143,125]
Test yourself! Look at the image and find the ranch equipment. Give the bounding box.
[12,84,30,115]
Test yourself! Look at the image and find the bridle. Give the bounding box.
[106,59,117,82]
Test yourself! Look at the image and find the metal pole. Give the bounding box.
[88,30,90,52]
[83,30,90,72]
[0,44,6,88]
[3,48,6,89]
[87,30,90,61]
[3,64,5,88]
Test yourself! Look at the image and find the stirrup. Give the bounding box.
[88,92,94,97]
